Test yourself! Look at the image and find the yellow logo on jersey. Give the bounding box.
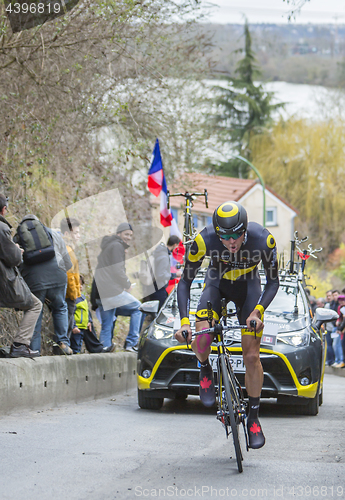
[267,235,276,249]
[188,233,206,262]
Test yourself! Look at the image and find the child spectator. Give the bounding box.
[71,275,115,354]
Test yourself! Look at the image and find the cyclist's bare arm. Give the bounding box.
[246,309,263,333]
[176,233,207,340]
[246,229,279,332]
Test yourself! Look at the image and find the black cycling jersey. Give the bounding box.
[177,222,279,327]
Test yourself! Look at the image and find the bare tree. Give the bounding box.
[0,0,214,223]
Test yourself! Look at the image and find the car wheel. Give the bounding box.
[318,384,323,406]
[175,393,188,400]
[137,389,164,410]
[296,385,319,416]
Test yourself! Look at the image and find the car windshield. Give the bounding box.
[159,276,307,326]
[266,283,306,315]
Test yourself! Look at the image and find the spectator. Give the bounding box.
[316,297,325,308]
[17,215,73,355]
[71,275,115,354]
[141,235,182,309]
[334,294,345,368]
[309,295,317,315]
[91,222,142,352]
[324,289,335,366]
[337,297,345,368]
[60,217,81,342]
[0,196,42,358]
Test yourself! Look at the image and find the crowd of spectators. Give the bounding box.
[312,289,345,368]
[0,194,181,358]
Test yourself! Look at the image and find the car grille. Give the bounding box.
[261,355,294,387]
[154,368,174,381]
[152,350,198,385]
[172,371,199,384]
[151,350,295,393]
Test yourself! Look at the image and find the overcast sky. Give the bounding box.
[204,0,345,24]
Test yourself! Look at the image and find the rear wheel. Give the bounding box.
[137,389,164,410]
[220,356,243,473]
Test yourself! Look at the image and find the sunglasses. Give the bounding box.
[219,231,245,241]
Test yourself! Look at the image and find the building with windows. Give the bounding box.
[151,173,298,255]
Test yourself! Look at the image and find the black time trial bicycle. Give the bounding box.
[183,300,256,473]
[166,189,208,259]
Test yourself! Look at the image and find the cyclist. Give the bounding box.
[175,201,279,449]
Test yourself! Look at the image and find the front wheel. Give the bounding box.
[219,356,243,473]
[296,380,320,416]
[137,389,164,410]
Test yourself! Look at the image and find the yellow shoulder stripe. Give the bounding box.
[222,265,257,281]
[188,233,206,262]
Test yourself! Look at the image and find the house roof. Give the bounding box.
[152,173,256,214]
[150,173,298,215]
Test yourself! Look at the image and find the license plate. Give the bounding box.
[198,355,246,373]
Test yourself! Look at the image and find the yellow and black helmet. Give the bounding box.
[212,201,248,238]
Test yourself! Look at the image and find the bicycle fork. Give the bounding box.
[216,353,250,451]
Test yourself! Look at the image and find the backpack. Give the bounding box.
[139,254,157,287]
[14,217,55,265]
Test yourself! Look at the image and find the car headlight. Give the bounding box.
[277,330,310,347]
[152,326,174,340]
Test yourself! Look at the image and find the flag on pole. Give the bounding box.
[160,175,173,227]
[147,139,164,197]
[148,139,174,228]
[170,217,182,240]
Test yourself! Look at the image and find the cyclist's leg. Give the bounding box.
[192,282,222,362]
[237,278,263,397]
[193,279,222,407]
[237,278,265,449]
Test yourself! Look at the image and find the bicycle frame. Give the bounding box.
[185,320,249,472]
[214,329,248,432]
[166,190,208,262]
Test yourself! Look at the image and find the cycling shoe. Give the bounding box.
[199,364,216,407]
[247,418,265,449]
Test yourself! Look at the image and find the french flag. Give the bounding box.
[148,139,173,228]
[148,139,164,197]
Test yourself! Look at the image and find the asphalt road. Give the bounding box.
[1,373,345,500]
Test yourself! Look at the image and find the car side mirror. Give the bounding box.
[312,307,338,330]
[139,300,160,315]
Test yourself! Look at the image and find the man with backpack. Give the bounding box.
[16,214,73,355]
[0,196,42,358]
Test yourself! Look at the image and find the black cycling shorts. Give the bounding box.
[195,273,262,337]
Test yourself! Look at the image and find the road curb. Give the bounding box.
[0,352,137,416]
[325,365,345,378]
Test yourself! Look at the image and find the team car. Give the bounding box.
[137,268,338,415]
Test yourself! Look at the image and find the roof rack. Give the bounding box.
[283,231,322,283]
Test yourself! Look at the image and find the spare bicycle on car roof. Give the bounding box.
[166,189,208,260]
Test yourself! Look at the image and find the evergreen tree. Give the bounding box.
[213,21,283,178]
